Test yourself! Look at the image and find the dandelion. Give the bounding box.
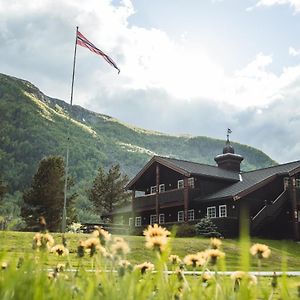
[145,236,168,253]
[93,226,111,245]
[143,224,170,240]
[84,238,107,257]
[50,245,69,256]
[111,240,130,257]
[33,233,55,250]
[210,238,222,249]
[169,255,181,265]
[231,271,257,291]
[183,254,206,268]
[206,249,225,265]
[250,243,271,259]
[135,262,155,274]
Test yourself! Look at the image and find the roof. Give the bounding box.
[200,160,300,201]
[126,156,239,190]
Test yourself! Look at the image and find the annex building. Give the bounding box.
[110,136,300,240]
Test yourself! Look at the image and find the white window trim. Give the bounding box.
[283,177,290,190]
[188,177,195,188]
[207,206,216,218]
[187,209,194,221]
[219,205,227,218]
[129,217,133,226]
[135,216,142,227]
[159,184,165,193]
[150,214,157,225]
[150,185,157,194]
[178,211,184,222]
[178,180,184,189]
[296,179,300,189]
[159,213,165,224]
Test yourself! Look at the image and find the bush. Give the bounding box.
[195,217,222,238]
[174,223,197,237]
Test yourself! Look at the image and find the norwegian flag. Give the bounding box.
[76,30,120,74]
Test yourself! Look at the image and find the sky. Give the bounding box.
[1,0,300,163]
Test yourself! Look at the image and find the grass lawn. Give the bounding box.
[0,231,299,271]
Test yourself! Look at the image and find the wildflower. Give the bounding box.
[50,245,69,256]
[183,254,206,268]
[250,243,271,259]
[135,262,155,274]
[210,238,222,249]
[48,271,58,280]
[169,255,181,265]
[93,226,111,245]
[143,224,170,252]
[111,240,130,257]
[175,269,185,282]
[33,233,55,250]
[77,240,85,258]
[1,262,8,270]
[231,271,257,291]
[206,249,225,265]
[84,238,107,257]
[145,236,168,253]
[55,263,65,273]
[114,237,125,243]
[143,224,170,240]
[117,260,132,276]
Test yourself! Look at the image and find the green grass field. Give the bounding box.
[0,231,299,271]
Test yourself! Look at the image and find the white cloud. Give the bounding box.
[289,46,300,56]
[252,0,300,12]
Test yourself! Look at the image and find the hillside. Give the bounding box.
[0,73,276,195]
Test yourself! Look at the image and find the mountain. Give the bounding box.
[0,73,276,195]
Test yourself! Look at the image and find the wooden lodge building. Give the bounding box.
[110,136,300,240]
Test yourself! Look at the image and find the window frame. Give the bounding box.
[150,214,157,225]
[187,209,194,221]
[178,211,184,222]
[207,206,217,218]
[219,205,227,218]
[177,180,184,189]
[159,184,165,193]
[283,177,290,190]
[188,177,195,188]
[296,179,300,189]
[150,185,157,194]
[135,216,142,227]
[159,213,165,224]
[129,217,133,226]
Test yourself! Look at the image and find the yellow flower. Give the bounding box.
[50,244,69,256]
[33,233,55,250]
[55,263,65,272]
[143,224,170,240]
[145,236,168,253]
[111,240,130,257]
[1,262,8,270]
[250,243,271,259]
[183,254,206,268]
[93,226,111,245]
[231,271,257,286]
[202,272,213,282]
[119,259,131,268]
[83,238,107,257]
[135,262,155,274]
[169,255,181,265]
[206,249,225,265]
[210,238,222,249]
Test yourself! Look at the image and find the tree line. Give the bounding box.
[0,155,130,231]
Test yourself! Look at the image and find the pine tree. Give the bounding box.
[21,156,77,231]
[195,217,222,238]
[89,164,130,215]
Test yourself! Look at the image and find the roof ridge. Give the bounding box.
[243,159,300,174]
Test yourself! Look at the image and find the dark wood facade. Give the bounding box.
[110,142,300,240]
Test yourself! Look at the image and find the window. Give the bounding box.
[187,209,194,221]
[283,177,290,189]
[129,218,133,226]
[135,216,141,227]
[150,186,157,194]
[219,205,227,218]
[159,184,165,193]
[178,180,184,189]
[207,206,216,218]
[150,214,157,225]
[296,179,300,189]
[159,213,165,224]
[178,211,184,222]
[188,177,195,188]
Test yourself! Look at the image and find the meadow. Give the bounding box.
[0,228,300,299]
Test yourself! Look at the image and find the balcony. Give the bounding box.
[133,188,187,211]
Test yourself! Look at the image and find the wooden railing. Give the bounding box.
[251,189,288,231]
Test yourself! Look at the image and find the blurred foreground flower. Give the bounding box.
[50,244,69,256]
[143,224,170,253]
[33,233,54,250]
[205,249,225,265]
[183,254,206,268]
[135,262,155,274]
[93,226,111,245]
[169,255,181,265]
[210,238,222,249]
[231,271,257,291]
[111,239,130,257]
[250,243,271,259]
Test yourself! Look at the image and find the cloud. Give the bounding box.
[289,46,300,56]
[249,0,300,13]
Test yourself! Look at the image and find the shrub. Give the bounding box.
[174,223,196,237]
[195,217,222,238]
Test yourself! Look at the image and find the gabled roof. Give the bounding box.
[126,156,239,190]
[200,160,300,201]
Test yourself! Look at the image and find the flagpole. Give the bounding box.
[62,26,78,233]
